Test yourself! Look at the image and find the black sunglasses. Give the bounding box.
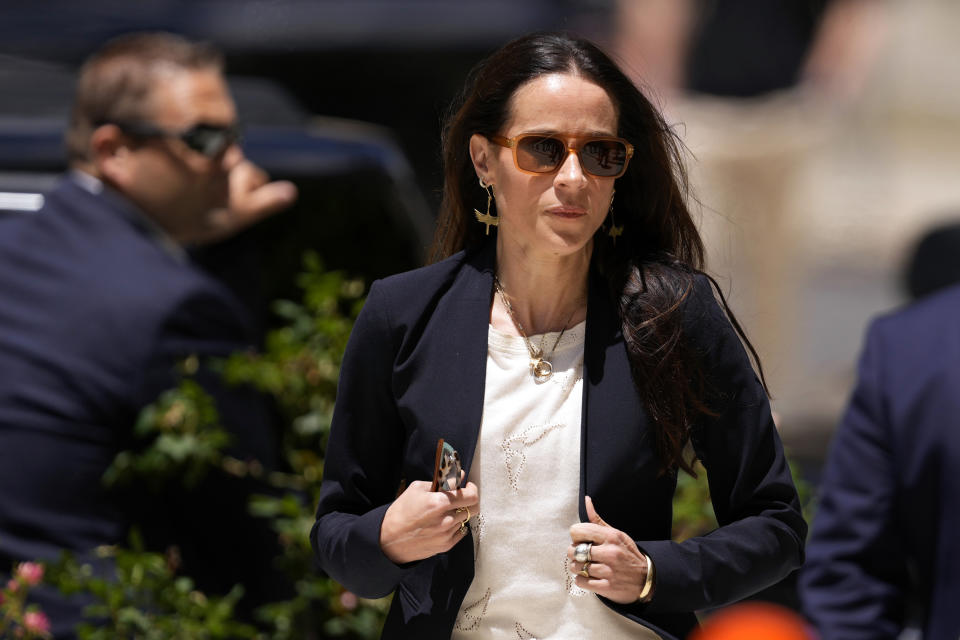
[102,120,242,158]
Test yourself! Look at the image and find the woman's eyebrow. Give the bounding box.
[517,129,618,137]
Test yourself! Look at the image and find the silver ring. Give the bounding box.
[574,542,592,564]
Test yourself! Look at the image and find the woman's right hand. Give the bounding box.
[379,476,479,565]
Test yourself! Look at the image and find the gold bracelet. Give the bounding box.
[638,553,655,601]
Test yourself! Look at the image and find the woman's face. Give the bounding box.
[470,72,620,262]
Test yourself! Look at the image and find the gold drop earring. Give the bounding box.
[474,177,498,235]
[607,189,623,244]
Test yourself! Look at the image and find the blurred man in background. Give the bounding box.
[0,32,295,637]
[800,281,960,638]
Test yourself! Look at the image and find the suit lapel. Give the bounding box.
[579,273,659,525]
[445,244,496,476]
[399,243,495,479]
[390,244,495,632]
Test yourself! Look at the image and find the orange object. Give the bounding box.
[689,602,814,640]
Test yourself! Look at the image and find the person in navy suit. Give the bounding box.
[311,32,805,640]
[0,33,296,637]
[800,285,960,639]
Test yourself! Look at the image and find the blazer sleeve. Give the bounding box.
[310,280,409,598]
[799,318,908,639]
[635,276,807,612]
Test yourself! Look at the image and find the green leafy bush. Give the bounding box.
[47,535,255,640]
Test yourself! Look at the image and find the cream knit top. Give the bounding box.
[450,322,660,639]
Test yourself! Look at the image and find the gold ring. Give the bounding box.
[455,506,471,524]
[579,561,592,579]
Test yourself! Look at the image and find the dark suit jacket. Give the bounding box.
[801,286,960,639]
[0,176,282,638]
[311,243,806,640]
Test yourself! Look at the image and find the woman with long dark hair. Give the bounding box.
[312,32,805,640]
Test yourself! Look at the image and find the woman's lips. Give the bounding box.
[547,206,588,218]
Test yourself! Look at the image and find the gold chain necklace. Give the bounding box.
[494,276,580,382]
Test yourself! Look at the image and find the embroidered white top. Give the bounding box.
[451,322,660,639]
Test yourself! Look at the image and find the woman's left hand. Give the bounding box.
[567,496,651,604]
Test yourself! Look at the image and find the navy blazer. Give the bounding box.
[312,243,805,639]
[801,285,960,639]
[0,177,282,638]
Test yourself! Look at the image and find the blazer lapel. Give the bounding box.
[446,243,497,476]
[579,273,662,527]
[397,242,495,480]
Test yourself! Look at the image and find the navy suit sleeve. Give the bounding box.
[800,318,907,639]
[637,276,806,612]
[131,286,289,609]
[137,287,279,457]
[311,281,409,598]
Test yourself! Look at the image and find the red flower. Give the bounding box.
[15,562,44,587]
[23,611,51,635]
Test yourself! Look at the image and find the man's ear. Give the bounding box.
[89,124,132,183]
[469,133,495,185]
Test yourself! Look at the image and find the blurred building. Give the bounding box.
[659,0,960,468]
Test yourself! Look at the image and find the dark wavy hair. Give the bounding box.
[430,32,765,475]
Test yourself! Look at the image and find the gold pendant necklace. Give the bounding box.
[494,276,579,382]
